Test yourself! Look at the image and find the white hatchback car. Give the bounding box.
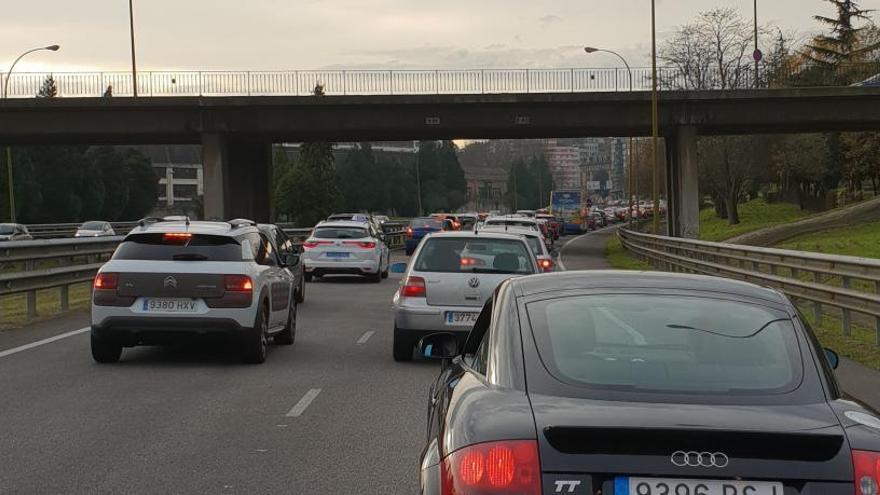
[302,220,390,283]
[90,219,298,364]
[391,231,538,361]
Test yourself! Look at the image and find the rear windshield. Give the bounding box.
[113,233,241,261]
[313,227,368,239]
[527,295,802,396]
[524,236,544,255]
[81,222,105,230]
[460,218,477,229]
[0,225,14,234]
[414,238,535,274]
[412,218,443,229]
[485,220,538,230]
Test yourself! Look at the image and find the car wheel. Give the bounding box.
[381,256,390,279]
[91,333,122,363]
[369,271,382,283]
[304,273,313,283]
[275,300,296,346]
[392,327,413,362]
[294,276,305,303]
[242,304,269,364]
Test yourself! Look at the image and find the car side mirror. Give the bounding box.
[390,262,408,274]
[419,333,460,360]
[284,253,300,267]
[825,348,840,370]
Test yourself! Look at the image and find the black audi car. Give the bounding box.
[417,271,880,495]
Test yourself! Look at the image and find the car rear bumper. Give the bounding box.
[92,316,253,345]
[393,303,481,333]
[305,258,379,275]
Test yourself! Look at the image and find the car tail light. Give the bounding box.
[344,241,377,249]
[441,440,540,495]
[93,272,118,290]
[224,275,253,292]
[460,257,485,268]
[303,240,332,250]
[162,232,192,244]
[854,450,880,495]
[407,227,413,238]
[538,258,554,272]
[400,276,426,298]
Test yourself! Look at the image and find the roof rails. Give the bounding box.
[228,218,257,229]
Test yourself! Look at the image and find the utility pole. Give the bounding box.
[129,0,139,97]
[753,0,760,88]
[415,144,423,216]
[513,164,519,211]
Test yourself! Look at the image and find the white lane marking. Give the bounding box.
[286,388,322,417]
[356,331,375,345]
[0,327,90,359]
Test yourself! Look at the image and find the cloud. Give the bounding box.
[539,14,564,26]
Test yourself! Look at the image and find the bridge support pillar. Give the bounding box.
[666,126,699,239]
[201,134,273,222]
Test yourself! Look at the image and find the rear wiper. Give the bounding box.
[172,253,208,261]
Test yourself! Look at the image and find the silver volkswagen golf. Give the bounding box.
[391,231,538,361]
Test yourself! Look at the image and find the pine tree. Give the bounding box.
[804,0,873,67]
[37,75,58,98]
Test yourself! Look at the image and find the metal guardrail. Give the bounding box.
[0,224,406,321]
[618,229,880,344]
[23,222,139,239]
[2,63,878,98]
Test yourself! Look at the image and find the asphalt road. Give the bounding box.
[0,253,437,494]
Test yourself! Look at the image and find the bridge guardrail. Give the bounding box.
[3,63,879,98]
[1,224,406,321]
[618,228,880,344]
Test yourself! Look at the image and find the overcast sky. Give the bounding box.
[3,0,879,73]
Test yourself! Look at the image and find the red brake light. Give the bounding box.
[442,440,540,495]
[162,232,192,244]
[303,240,331,250]
[93,272,118,290]
[407,227,414,238]
[460,257,485,267]
[854,450,880,495]
[401,276,426,298]
[344,241,377,249]
[224,275,253,292]
[538,258,554,272]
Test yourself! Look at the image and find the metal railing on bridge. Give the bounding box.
[0,223,407,321]
[618,228,880,344]
[2,63,878,98]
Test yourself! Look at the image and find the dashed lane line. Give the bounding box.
[286,388,322,418]
[356,331,375,345]
[0,327,90,359]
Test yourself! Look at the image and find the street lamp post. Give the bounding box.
[3,44,60,223]
[129,0,139,97]
[584,47,635,227]
[651,0,661,234]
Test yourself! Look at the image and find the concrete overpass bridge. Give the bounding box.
[2,81,879,237]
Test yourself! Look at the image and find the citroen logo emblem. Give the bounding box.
[164,276,178,289]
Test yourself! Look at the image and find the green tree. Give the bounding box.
[37,74,58,98]
[417,141,467,213]
[805,0,873,68]
[119,148,158,220]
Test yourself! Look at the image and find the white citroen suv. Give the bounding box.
[90,218,298,364]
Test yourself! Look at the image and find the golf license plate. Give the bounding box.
[616,477,783,495]
[142,298,198,313]
[445,312,479,327]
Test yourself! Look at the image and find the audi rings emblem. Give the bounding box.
[670,451,729,468]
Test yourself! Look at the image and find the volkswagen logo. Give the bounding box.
[163,276,178,289]
[468,277,480,289]
[670,451,729,468]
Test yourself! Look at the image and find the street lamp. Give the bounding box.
[584,47,636,227]
[128,0,138,97]
[650,0,661,234]
[3,44,60,223]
